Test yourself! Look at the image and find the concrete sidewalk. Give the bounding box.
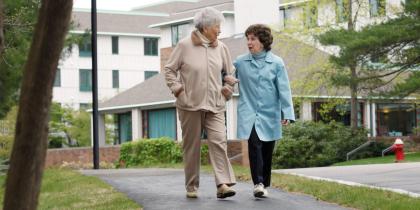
[81,168,349,210]
[274,162,420,198]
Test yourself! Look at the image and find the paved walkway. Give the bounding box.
[274,162,420,198]
[81,168,349,210]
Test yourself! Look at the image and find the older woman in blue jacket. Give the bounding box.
[226,24,295,198]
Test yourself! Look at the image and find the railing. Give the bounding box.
[382,145,394,157]
[346,140,374,161]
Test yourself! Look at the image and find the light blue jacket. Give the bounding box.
[234,51,295,141]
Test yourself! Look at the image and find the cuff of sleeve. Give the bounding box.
[282,110,295,121]
[170,83,183,94]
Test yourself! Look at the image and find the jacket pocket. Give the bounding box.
[216,88,226,107]
[176,85,188,107]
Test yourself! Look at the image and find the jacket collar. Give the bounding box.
[245,51,274,63]
[191,30,218,48]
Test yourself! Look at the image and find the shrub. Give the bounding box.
[0,135,13,160]
[273,121,374,169]
[48,136,64,148]
[119,138,210,167]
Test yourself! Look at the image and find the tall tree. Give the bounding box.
[3,0,72,209]
[0,0,39,119]
[317,0,419,130]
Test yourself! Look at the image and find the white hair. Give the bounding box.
[193,7,225,31]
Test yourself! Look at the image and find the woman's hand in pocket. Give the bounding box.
[174,86,184,97]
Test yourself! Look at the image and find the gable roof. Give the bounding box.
[72,10,165,35]
[144,0,234,28]
[99,74,175,112]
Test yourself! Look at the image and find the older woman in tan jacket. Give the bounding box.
[164,7,236,199]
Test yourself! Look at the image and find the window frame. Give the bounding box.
[78,36,92,57]
[112,69,119,89]
[79,69,92,92]
[144,71,159,80]
[54,68,61,87]
[144,37,158,56]
[112,36,119,54]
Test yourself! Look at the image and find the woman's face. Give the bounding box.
[247,33,264,54]
[202,24,221,42]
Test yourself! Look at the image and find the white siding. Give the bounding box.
[54,35,160,109]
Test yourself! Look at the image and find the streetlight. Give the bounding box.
[91,0,99,169]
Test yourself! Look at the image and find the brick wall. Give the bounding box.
[45,141,249,168]
[160,47,173,72]
[227,140,249,166]
[45,146,121,167]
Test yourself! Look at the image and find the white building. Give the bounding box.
[91,0,415,146]
[54,9,164,110]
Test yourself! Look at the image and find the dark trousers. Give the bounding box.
[248,126,276,187]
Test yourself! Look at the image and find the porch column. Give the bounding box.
[226,98,237,140]
[131,108,142,141]
[176,110,182,142]
[371,103,377,137]
[91,113,106,146]
[300,100,312,121]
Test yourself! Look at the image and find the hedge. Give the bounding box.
[119,137,209,167]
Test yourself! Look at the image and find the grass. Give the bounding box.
[333,152,420,166]
[0,169,141,210]
[200,164,420,210]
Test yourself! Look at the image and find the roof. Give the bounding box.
[72,10,165,35]
[133,0,233,14]
[99,74,175,112]
[99,33,332,112]
[142,0,234,28]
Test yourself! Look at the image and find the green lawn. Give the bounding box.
[333,152,420,166]
[0,169,141,210]
[201,164,420,210]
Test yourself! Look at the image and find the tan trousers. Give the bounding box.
[178,109,236,192]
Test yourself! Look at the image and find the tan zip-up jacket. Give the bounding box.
[164,31,235,113]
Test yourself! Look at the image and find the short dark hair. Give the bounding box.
[245,24,273,51]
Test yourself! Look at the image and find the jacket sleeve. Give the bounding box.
[220,43,236,100]
[164,42,184,94]
[221,43,236,76]
[275,61,295,121]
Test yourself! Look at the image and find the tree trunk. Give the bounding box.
[3,0,72,209]
[0,0,4,55]
[348,0,358,131]
[350,66,358,130]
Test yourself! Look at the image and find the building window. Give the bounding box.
[376,103,416,136]
[171,23,190,46]
[280,8,292,29]
[144,71,158,80]
[78,36,92,57]
[117,112,132,144]
[112,36,119,54]
[79,69,92,92]
[112,70,119,88]
[147,108,176,140]
[144,37,158,56]
[54,68,61,87]
[313,102,364,126]
[79,103,91,110]
[369,0,386,17]
[335,0,348,23]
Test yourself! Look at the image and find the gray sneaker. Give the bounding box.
[253,183,264,198]
[262,188,268,198]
